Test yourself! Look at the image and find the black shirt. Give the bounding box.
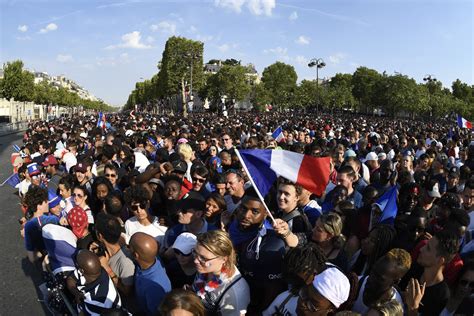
[419,280,450,315]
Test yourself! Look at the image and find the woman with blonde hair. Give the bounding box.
[159,289,205,316]
[177,143,194,182]
[192,230,250,315]
[311,213,348,270]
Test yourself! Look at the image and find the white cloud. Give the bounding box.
[105,31,151,50]
[188,25,198,34]
[264,46,288,55]
[56,54,73,63]
[218,44,230,52]
[214,0,275,16]
[197,34,214,42]
[18,25,28,32]
[150,21,176,34]
[295,35,310,45]
[39,23,58,34]
[294,55,308,66]
[329,52,347,64]
[289,11,298,21]
[16,36,31,41]
[247,0,275,16]
[146,36,155,43]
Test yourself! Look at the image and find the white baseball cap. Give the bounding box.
[172,232,197,255]
[365,152,378,161]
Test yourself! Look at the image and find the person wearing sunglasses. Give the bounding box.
[165,232,197,289]
[72,185,94,225]
[191,165,212,199]
[440,260,474,315]
[124,186,167,246]
[162,198,217,260]
[104,163,120,191]
[220,133,235,155]
[191,230,250,316]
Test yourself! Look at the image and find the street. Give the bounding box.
[0,132,48,315]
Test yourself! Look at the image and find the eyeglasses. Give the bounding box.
[131,202,147,211]
[105,173,117,178]
[222,138,230,141]
[192,249,219,265]
[174,249,192,257]
[72,193,84,198]
[192,177,206,183]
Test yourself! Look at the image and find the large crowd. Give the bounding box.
[13,110,474,316]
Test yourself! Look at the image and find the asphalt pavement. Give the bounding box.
[0,132,48,315]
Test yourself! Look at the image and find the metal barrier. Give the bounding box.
[0,122,29,135]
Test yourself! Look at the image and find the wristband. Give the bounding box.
[282,230,292,238]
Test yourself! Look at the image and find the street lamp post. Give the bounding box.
[183,51,201,117]
[308,58,326,116]
[423,74,437,120]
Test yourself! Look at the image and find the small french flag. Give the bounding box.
[97,112,107,129]
[271,126,285,143]
[457,114,472,129]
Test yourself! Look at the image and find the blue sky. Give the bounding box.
[1,0,472,106]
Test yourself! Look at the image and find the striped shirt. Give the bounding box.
[74,268,122,315]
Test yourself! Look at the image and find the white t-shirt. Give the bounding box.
[352,276,403,314]
[262,290,298,316]
[124,216,167,245]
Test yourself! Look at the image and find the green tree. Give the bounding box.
[351,67,381,113]
[250,83,271,112]
[328,73,355,110]
[295,80,317,108]
[0,60,35,101]
[157,36,204,98]
[261,62,297,110]
[206,65,251,106]
[452,79,472,103]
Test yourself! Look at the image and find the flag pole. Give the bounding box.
[235,149,276,225]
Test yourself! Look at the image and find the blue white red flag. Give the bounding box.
[271,126,285,143]
[97,112,107,129]
[457,114,472,129]
[42,224,77,275]
[237,149,331,197]
[375,186,398,225]
[12,144,21,153]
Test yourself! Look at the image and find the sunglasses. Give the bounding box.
[459,279,474,290]
[192,177,206,183]
[173,249,192,257]
[222,138,230,141]
[105,173,117,178]
[72,193,84,198]
[131,202,147,211]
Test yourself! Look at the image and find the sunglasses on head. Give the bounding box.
[173,249,192,257]
[131,202,147,211]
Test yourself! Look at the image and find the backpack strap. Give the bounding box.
[276,292,297,315]
[213,275,243,312]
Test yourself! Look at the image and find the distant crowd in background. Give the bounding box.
[12,109,474,316]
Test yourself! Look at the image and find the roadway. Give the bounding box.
[0,132,48,315]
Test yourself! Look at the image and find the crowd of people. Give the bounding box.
[13,110,474,316]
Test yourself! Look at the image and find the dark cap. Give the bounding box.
[172,160,187,174]
[75,162,89,173]
[448,166,460,178]
[178,198,205,212]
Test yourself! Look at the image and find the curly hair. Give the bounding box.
[386,248,412,274]
[23,185,48,213]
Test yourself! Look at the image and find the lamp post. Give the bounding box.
[308,58,326,115]
[423,74,437,119]
[183,51,201,117]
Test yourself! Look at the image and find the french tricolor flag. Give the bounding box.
[271,126,285,143]
[42,224,77,275]
[97,112,107,129]
[237,149,331,197]
[457,114,472,129]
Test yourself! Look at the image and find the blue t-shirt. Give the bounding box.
[24,215,59,252]
[135,258,171,316]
